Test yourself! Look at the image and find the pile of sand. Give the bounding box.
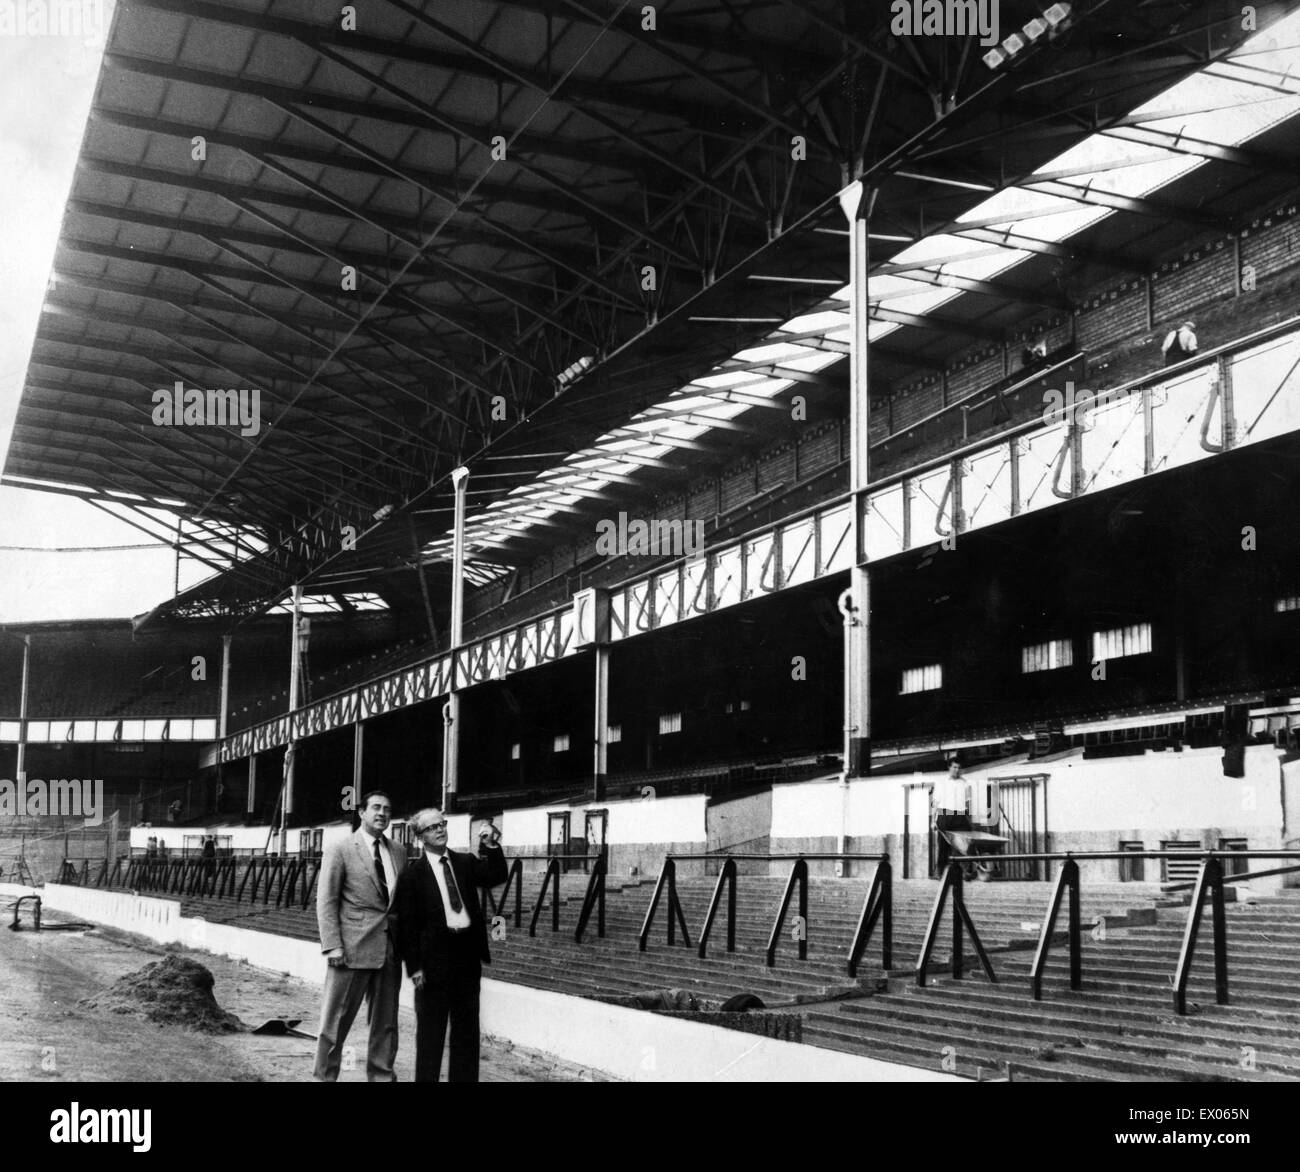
[78,955,243,1033]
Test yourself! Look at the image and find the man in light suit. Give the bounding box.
[395,808,507,1082]
[314,790,407,1081]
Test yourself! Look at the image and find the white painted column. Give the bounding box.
[442,466,470,810]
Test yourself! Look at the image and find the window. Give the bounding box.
[510,743,521,761]
[1091,622,1152,661]
[606,725,622,744]
[192,719,217,740]
[1276,596,1300,612]
[1022,638,1073,674]
[900,664,943,695]
[659,711,683,734]
[553,733,570,753]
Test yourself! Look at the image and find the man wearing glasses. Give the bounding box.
[394,808,508,1082]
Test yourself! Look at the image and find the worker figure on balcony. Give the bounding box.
[1161,320,1198,366]
[933,759,972,877]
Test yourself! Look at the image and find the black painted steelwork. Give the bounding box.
[916,863,997,987]
[766,858,809,968]
[574,850,607,943]
[1030,857,1081,1001]
[639,857,690,952]
[847,857,892,978]
[529,855,563,937]
[698,857,738,959]
[1174,856,1228,1017]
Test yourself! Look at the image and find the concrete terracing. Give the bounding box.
[159,869,1300,1082]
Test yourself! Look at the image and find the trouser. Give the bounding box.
[313,939,401,1082]
[414,933,482,1083]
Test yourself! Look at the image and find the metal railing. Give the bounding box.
[574,852,607,943]
[476,853,594,937]
[638,857,691,951]
[916,863,997,987]
[641,852,893,977]
[484,857,524,926]
[847,857,893,978]
[767,858,809,967]
[943,848,1300,1014]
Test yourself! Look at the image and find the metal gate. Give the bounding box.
[991,774,1048,880]
[547,811,572,870]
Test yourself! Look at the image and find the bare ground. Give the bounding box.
[0,910,607,1082]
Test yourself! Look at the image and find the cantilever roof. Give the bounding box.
[5,0,1298,624]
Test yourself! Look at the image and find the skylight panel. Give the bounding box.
[444,13,1300,560]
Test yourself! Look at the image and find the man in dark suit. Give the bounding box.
[394,807,507,1083]
[314,790,407,1081]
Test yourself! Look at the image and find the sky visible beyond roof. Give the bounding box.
[0,1,195,622]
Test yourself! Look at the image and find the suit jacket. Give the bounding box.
[316,828,408,969]
[395,845,508,981]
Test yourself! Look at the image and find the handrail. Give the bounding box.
[916,863,997,987]
[299,858,320,909]
[275,858,299,908]
[574,851,607,942]
[665,852,900,861]
[236,857,257,903]
[638,857,690,951]
[1174,856,1229,1016]
[1029,857,1081,1001]
[954,849,1300,861]
[847,857,893,978]
[766,858,809,968]
[529,856,562,937]
[697,858,738,959]
[10,894,41,931]
[486,858,524,927]
[264,857,284,905]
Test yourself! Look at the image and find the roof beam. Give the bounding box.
[128,0,743,125]
[1020,178,1234,232]
[951,225,1145,274]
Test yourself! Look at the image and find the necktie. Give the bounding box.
[440,855,463,914]
[373,837,390,905]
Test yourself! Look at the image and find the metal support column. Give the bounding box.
[218,634,232,741]
[839,179,874,780]
[247,753,257,817]
[442,466,470,812]
[352,720,365,802]
[218,633,232,813]
[16,634,30,784]
[593,644,610,802]
[280,584,303,857]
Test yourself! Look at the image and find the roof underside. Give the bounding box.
[6,0,1298,626]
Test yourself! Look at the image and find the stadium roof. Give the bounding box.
[5,0,1300,625]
